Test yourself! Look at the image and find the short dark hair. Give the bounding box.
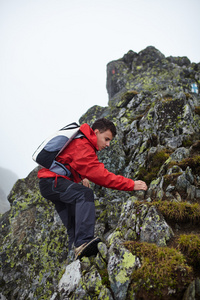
[92,118,116,137]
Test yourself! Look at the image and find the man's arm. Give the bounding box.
[82,178,147,191]
[71,141,147,191]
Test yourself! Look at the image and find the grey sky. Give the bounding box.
[0,0,200,178]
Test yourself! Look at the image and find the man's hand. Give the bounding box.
[133,180,147,191]
[82,178,90,188]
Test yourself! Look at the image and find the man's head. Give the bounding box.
[92,118,116,151]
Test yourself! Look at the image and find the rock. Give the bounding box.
[0,168,69,299]
[170,147,190,162]
[140,206,174,246]
[113,200,173,246]
[58,260,81,297]
[182,278,200,300]
[185,166,195,184]
[176,173,190,192]
[98,242,108,261]
[81,266,102,295]
[196,188,200,199]
[106,231,123,248]
[187,184,196,200]
[98,287,114,300]
[108,243,139,300]
[80,256,91,272]
[166,55,191,67]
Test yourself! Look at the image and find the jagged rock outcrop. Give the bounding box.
[1,46,200,299]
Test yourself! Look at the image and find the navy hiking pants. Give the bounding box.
[39,177,95,249]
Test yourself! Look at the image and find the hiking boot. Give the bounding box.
[74,237,101,260]
[74,243,87,260]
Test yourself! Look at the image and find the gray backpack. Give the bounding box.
[32,122,83,176]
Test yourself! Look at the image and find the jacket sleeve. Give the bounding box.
[70,141,135,191]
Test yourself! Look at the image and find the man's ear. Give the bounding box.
[94,129,99,135]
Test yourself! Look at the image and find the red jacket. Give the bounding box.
[38,123,135,191]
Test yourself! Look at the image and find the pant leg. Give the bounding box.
[39,177,95,247]
[39,178,75,249]
[54,201,75,250]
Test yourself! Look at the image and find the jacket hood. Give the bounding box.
[79,123,99,151]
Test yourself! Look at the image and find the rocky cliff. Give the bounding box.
[1,46,200,300]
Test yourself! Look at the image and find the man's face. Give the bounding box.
[94,129,113,151]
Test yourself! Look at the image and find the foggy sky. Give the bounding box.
[0,0,200,178]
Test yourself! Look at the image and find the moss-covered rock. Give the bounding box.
[108,242,139,300]
[0,169,69,299]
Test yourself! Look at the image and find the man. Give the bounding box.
[38,118,147,259]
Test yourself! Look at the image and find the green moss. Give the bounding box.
[137,149,170,184]
[117,90,138,108]
[99,268,110,289]
[177,155,200,174]
[182,139,194,147]
[152,200,200,223]
[163,96,173,102]
[184,92,192,99]
[177,234,200,269]
[163,172,182,189]
[124,241,193,298]
[195,106,200,116]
